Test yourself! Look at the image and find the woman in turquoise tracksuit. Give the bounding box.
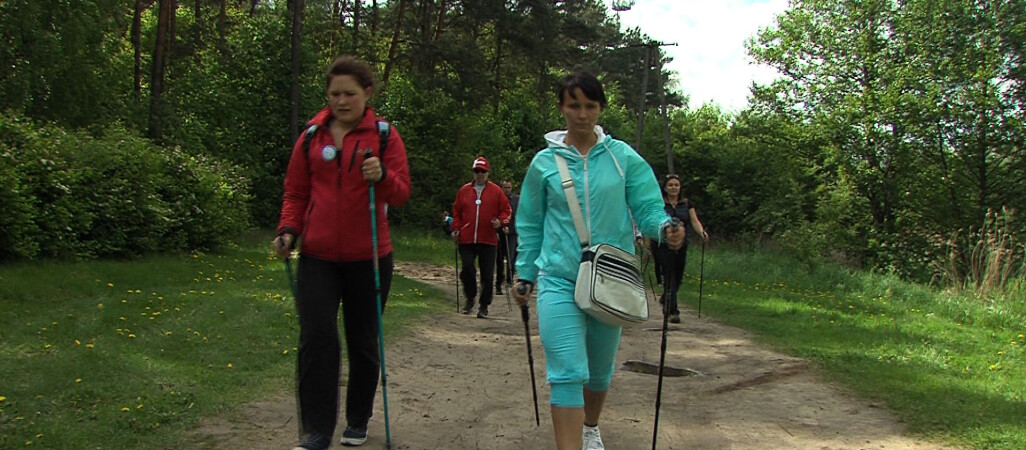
[513,71,685,450]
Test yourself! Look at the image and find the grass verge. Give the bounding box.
[0,229,449,448]
[674,244,1024,450]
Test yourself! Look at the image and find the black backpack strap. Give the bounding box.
[301,124,318,178]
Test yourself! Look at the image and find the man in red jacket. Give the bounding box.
[450,157,512,318]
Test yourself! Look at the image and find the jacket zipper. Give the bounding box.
[473,188,482,244]
[583,156,591,233]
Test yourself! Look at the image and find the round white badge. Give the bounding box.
[475,199,482,205]
[321,145,337,161]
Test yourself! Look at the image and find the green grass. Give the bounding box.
[673,245,1025,450]
[0,229,450,448]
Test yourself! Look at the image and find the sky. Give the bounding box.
[603,0,790,113]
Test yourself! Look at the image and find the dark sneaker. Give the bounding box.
[340,425,368,446]
[476,306,489,319]
[669,313,680,324]
[495,285,504,295]
[293,432,330,450]
[461,302,475,314]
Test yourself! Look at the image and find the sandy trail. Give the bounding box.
[191,261,954,449]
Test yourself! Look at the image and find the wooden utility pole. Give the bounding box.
[633,41,677,171]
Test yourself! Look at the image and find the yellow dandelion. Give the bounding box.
[75,340,80,346]
[227,363,233,369]
[97,303,103,310]
[0,396,6,402]
[136,404,143,409]
[283,349,289,355]
[1019,334,1025,339]
[75,378,81,383]
[128,334,136,339]
[85,344,94,349]
[107,282,114,287]
[121,407,130,412]
[44,344,51,349]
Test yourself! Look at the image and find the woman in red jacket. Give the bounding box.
[273,55,411,450]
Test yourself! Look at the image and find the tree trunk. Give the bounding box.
[217,0,228,55]
[493,34,503,114]
[194,0,202,51]
[382,0,407,86]
[433,0,446,41]
[656,58,673,174]
[148,0,174,140]
[133,0,144,93]
[371,0,379,38]
[352,0,361,55]
[290,0,305,144]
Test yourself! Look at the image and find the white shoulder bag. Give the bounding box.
[554,154,648,327]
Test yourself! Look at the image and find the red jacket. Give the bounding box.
[451,181,512,246]
[277,107,411,261]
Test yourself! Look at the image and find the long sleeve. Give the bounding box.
[514,155,547,283]
[277,133,312,236]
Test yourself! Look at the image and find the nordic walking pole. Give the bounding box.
[503,230,514,312]
[363,150,392,449]
[276,235,302,437]
[515,283,541,426]
[276,236,298,299]
[698,240,706,318]
[454,238,460,313]
[653,221,681,450]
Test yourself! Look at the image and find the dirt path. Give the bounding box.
[192,261,955,449]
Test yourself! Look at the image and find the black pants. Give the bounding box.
[652,243,688,315]
[459,243,496,308]
[295,253,393,437]
[495,232,518,289]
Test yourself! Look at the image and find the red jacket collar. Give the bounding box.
[307,107,379,130]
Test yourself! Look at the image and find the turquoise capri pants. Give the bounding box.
[536,275,623,408]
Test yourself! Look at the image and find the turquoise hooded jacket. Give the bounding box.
[515,126,672,283]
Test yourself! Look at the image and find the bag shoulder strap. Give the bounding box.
[553,153,590,248]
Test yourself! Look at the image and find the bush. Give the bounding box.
[0,113,250,260]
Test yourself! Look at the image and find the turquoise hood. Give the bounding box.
[514,126,671,283]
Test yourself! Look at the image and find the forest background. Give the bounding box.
[1,0,1024,297]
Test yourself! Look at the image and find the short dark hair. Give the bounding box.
[557,70,607,109]
[325,55,375,90]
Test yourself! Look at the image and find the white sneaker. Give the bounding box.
[582,425,604,450]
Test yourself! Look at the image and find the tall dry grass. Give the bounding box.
[936,207,1025,299]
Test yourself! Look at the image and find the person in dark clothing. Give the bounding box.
[450,157,512,318]
[495,179,519,295]
[273,55,411,450]
[442,211,454,236]
[648,174,708,323]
